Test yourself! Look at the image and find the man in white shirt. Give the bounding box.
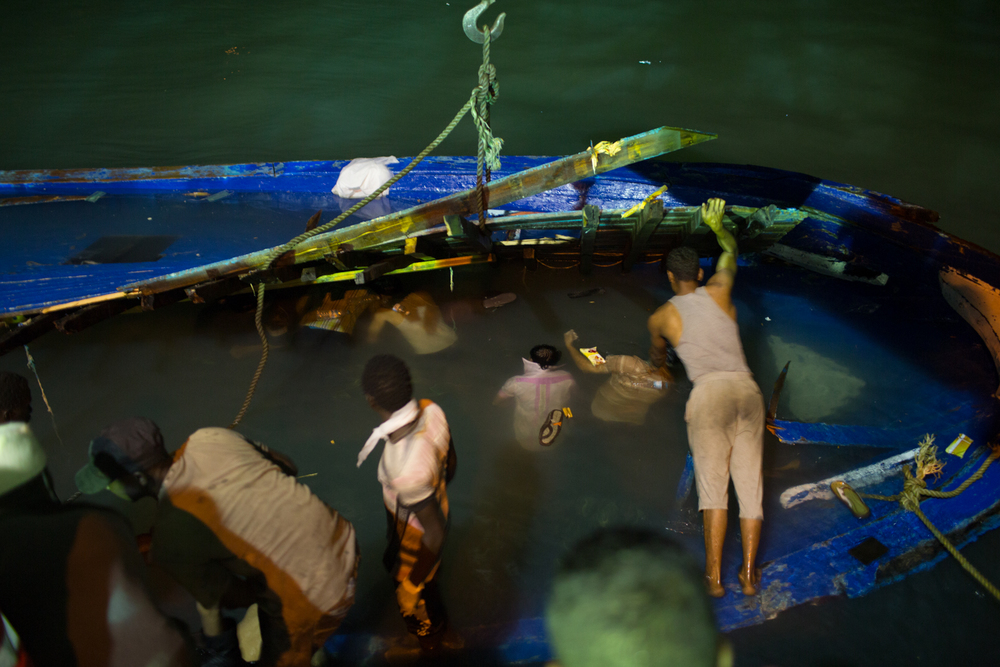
[358,355,456,655]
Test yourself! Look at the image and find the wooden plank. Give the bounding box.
[314,255,492,284]
[444,214,493,254]
[0,313,61,357]
[120,126,716,295]
[54,299,134,334]
[622,200,664,272]
[579,205,601,274]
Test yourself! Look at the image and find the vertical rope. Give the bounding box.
[24,345,65,449]
[475,28,492,231]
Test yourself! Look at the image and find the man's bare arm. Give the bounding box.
[564,330,610,374]
[702,198,738,280]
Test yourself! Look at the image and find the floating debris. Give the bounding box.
[483,292,516,309]
[567,287,605,299]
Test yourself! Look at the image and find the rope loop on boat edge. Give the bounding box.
[858,436,1000,602]
[228,16,507,428]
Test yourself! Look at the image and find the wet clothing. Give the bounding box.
[377,399,451,640]
[685,372,764,519]
[670,287,750,382]
[0,505,189,667]
[498,360,575,449]
[153,428,358,667]
[591,355,668,425]
[670,287,764,520]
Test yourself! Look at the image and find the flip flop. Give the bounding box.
[539,409,565,447]
[483,293,517,309]
[831,480,871,520]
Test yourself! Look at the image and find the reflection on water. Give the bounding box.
[767,334,866,422]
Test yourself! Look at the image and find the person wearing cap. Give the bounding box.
[76,418,359,667]
[0,421,191,667]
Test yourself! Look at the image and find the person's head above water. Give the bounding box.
[362,354,413,413]
[530,344,561,369]
[0,372,32,425]
[665,246,704,287]
[546,526,730,667]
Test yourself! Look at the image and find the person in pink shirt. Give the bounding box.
[495,345,575,450]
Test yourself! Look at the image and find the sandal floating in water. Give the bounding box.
[484,293,517,309]
[539,409,566,447]
[831,480,871,520]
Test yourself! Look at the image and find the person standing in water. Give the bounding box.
[358,355,458,657]
[562,330,671,426]
[647,198,765,598]
[495,344,575,450]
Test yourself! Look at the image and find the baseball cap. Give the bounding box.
[75,417,168,494]
[0,422,47,497]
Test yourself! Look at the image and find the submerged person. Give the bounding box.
[647,197,765,598]
[0,422,191,667]
[563,330,671,425]
[265,288,381,338]
[366,291,458,354]
[0,372,32,425]
[546,527,731,667]
[358,355,458,657]
[75,418,359,667]
[494,344,575,450]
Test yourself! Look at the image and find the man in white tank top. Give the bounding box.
[647,198,765,599]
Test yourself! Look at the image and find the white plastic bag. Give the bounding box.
[331,156,399,199]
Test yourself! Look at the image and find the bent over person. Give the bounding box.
[647,198,765,598]
[358,355,457,656]
[75,418,359,667]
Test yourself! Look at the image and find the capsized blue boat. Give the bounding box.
[2,130,998,663]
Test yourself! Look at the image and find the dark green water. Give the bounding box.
[3,1,1000,665]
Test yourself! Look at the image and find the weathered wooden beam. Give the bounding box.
[444,215,493,254]
[623,200,664,272]
[579,205,601,274]
[54,299,134,335]
[120,126,716,295]
[355,255,420,285]
[523,248,537,271]
[0,313,61,357]
[315,255,492,284]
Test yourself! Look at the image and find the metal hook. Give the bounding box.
[463,0,506,44]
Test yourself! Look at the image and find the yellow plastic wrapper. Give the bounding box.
[580,347,605,366]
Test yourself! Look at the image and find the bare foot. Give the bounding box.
[705,574,725,598]
[739,568,762,596]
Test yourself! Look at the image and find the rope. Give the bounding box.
[23,345,65,450]
[857,436,1000,601]
[473,28,502,232]
[229,32,503,429]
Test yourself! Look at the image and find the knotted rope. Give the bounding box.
[858,435,1000,602]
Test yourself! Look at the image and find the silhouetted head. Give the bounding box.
[0,372,31,425]
[530,344,562,369]
[75,417,172,501]
[362,354,413,413]
[665,247,703,289]
[546,527,727,667]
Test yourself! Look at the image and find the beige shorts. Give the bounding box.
[685,371,765,520]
